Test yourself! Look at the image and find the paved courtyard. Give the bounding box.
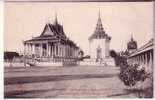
[4,65,139,98]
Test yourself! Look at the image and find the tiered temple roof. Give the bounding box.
[89,11,111,40]
[127,36,138,50]
[24,15,79,49]
[129,39,153,57]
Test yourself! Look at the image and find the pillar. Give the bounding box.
[62,45,64,58]
[55,45,57,56]
[28,44,30,56]
[57,44,60,57]
[150,51,152,66]
[51,45,53,58]
[24,43,26,55]
[49,44,51,57]
[145,53,148,65]
[33,44,35,56]
[46,43,48,57]
[40,43,43,57]
[30,44,33,56]
[63,45,66,58]
[27,44,29,55]
[142,54,145,65]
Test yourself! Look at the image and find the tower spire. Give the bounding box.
[99,8,101,19]
[55,12,58,25]
[94,9,104,34]
[131,34,133,41]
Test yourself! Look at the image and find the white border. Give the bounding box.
[0,0,4,99]
[1,1,154,100]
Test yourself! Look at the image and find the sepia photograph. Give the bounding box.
[4,0,153,98]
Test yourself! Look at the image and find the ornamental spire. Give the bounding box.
[131,34,134,41]
[99,8,101,19]
[94,9,105,34]
[54,12,58,25]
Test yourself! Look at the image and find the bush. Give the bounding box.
[119,64,147,87]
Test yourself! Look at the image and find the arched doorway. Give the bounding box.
[96,46,102,62]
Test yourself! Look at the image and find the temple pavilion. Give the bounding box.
[23,15,80,62]
[89,11,111,62]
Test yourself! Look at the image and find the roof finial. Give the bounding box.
[99,8,101,18]
[131,34,133,41]
[55,12,58,25]
[46,16,50,24]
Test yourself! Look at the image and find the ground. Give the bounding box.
[4,65,140,98]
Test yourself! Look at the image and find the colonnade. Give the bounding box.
[128,49,153,68]
[24,42,79,61]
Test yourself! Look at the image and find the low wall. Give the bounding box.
[36,62,63,67]
[4,62,28,67]
[79,58,115,66]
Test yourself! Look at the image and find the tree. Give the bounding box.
[110,50,117,58]
[76,50,84,61]
[4,51,19,61]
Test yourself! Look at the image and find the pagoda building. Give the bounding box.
[23,15,80,62]
[89,11,111,62]
[127,35,138,54]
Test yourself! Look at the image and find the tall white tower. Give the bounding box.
[89,11,111,62]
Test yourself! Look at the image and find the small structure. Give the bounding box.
[23,15,80,66]
[127,39,153,73]
[87,11,114,66]
[127,36,138,54]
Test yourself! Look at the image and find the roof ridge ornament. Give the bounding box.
[94,10,105,34]
[89,10,111,40]
[99,8,101,19]
[131,34,134,41]
[54,12,58,25]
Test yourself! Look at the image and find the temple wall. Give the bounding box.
[90,38,110,59]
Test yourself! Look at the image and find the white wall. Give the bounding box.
[89,38,110,59]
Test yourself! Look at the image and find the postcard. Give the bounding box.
[4,0,154,98]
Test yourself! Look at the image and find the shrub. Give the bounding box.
[119,64,147,87]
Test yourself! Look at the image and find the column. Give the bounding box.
[60,44,62,58]
[145,53,148,66]
[40,43,43,57]
[30,44,33,56]
[72,47,74,58]
[65,45,68,58]
[49,45,51,57]
[65,45,67,57]
[63,45,65,58]
[54,45,56,57]
[63,45,65,57]
[46,43,48,57]
[71,47,73,58]
[58,43,61,58]
[51,45,53,58]
[61,44,63,61]
[62,44,64,58]
[142,54,145,65]
[53,45,55,62]
[55,45,57,56]
[140,55,142,65]
[150,51,152,66]
[33,44,35,56]
[68,45,70,58]
[27,43,30,55]
[24,43,26,56]
[26,44,29,55]
[138,55,140,64]
[59,44,61,57]
[58,45,60,57]
[31,43,33,56]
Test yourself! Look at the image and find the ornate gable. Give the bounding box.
[41,23,55,36]
[89,11,111,41]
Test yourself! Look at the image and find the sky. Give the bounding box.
[4,2,153,55]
